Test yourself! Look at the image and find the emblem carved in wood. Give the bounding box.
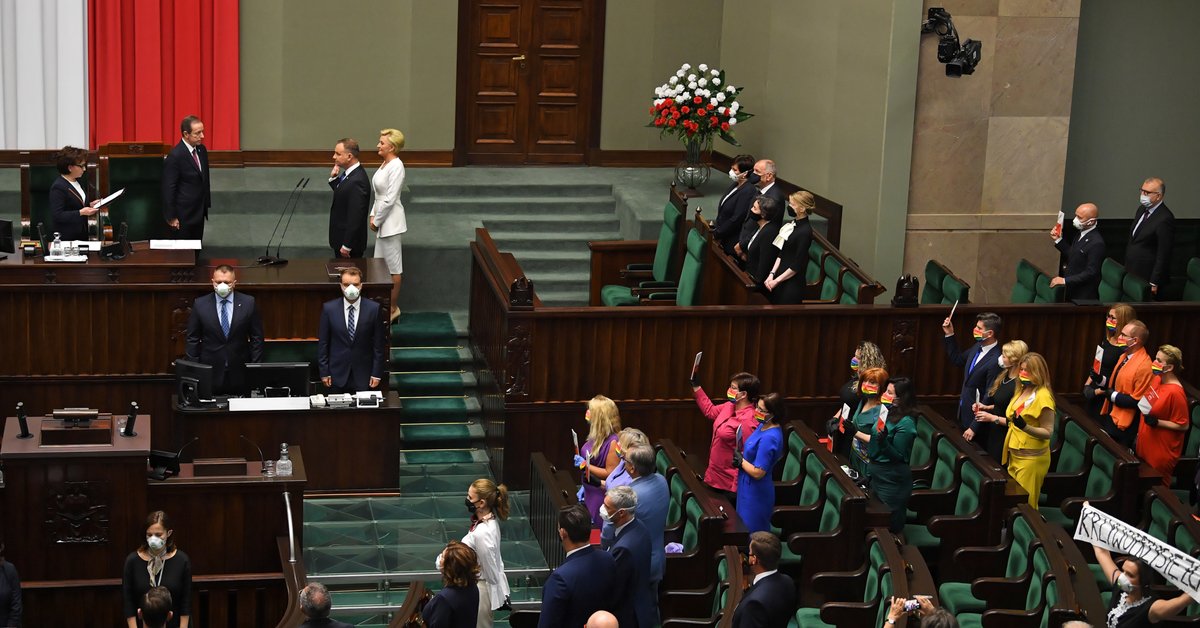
[505,323,531,397]
[45,481,110,543]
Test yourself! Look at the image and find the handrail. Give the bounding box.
[529,453,578,569]
[283,489,297,564]
[274,536,308,628]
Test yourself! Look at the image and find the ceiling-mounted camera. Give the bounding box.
[921,7,982,77]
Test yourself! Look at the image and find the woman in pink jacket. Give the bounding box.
[690,371,761,506]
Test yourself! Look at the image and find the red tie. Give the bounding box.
[192,150,201,171]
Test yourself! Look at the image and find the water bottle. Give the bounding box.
[276,442,293,477]
[49,232,64,257]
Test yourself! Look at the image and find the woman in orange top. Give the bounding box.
[1136,345,1189,486]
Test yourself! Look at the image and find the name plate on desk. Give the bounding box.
[150,239,202,250]
[228,397,311,412]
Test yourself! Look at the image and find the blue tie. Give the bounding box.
[347,305,356,343]
[220,299,230,338]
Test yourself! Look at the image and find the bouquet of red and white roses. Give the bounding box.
[648,62,753,146]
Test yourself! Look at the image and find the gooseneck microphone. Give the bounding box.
[240,434,267,475]
[121,401,138,438]
[16,402,32,439]
[271,177,310,265]
[258,178,305,265]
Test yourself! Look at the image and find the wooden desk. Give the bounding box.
[175,392,404,491]
[151,449,306,574]
[0,249,391,447]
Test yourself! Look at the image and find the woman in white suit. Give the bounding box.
[371,127,407,322]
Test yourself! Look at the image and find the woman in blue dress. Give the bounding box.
[734,392,786,533]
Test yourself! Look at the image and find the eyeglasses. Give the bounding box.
[1140,188,1161,196]
[72,163,86,168]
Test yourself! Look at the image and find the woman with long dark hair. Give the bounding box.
[862,377,917,532]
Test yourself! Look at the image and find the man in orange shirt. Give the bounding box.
[1094,320,1154,449]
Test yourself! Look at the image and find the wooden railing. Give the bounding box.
[528,452,579,570]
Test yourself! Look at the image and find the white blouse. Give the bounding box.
[462,517,509,610]
[370,157,407,237]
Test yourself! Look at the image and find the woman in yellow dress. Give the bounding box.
[1000,352,1055,508]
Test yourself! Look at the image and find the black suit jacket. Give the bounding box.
[49,176,91,241]
[713,183,757,252]
[1055,228,1105,301]
[162,140,211,239]
[421,584,479,628]
[610,519,657,628]
[769,217,813,304]
[538,545,616,628]
[328,165,371,257]
[1126,203,1174,287]
[943,337,1004,430]
[737,184,787,253]
[317,297,386,392]
[745,221,782,284]
[732,571,796,628]
[186,292,265,394]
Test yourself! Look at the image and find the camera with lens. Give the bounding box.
[921,7,982,77]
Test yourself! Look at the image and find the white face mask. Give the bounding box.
[1140,194,1153,207]
[728,168,739,181]
[343,285,361,301]
[599,504,616,524]
[213,282,232,298]
[998,355,1007,368]
[147,535,166,552]
[1072,217,1093,230]
[1116,572,1135,593]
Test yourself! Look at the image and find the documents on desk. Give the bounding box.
[150,239,203,250]
[228,397,310,412]
[43,254,89,263]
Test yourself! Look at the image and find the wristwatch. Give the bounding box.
[886,619,897,625]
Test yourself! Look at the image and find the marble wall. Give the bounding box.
[904,0,1080,303]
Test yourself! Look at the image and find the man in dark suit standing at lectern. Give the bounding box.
[163,115,211,240]
[318,267,385,393]
[186,264,265,395]
[328,138,371,258]
[1051,202,1105,301]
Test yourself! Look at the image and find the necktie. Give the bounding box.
[1132,209,1150,237]
[347,305,356,342]
[192,150,201,171]
[338,172,346,185]
[220,299,230,337]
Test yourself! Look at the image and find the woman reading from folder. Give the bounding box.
[49,146,101,241]
[123,511,191,628]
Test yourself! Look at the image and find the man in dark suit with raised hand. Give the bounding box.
[604,485,657,628]
[538,504,615,628]
[1126,177,1174,298]
[1051,202,1106,301]
[185,264,265,395]
[318,267,385,393]
[162,115,211,240]
[328,138,371,258]
[942,312,1004,442]
[732,531,796,628]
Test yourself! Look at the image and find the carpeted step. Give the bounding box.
[515,250,592,274]
[399,421,485,444]
[483,214,620,234]
[399,397,480,422]
[389,371,475,396]
[536,290,592,307]
[522,270,591,293]
[392,311,460,345]
[390,347,468,370]
[410,183,613,198]
[414,195,615,216]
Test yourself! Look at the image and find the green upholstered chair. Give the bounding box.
[942,273,970,305]
[806,240,827,290]
[954,546,1051,628]
[1033,272,1063,303]
[922,260,949,304]
[909,414,939,479]
[99,142,173,242]
[619,202,682,284]
[819,255,844,301]
[1011,259,1039,303]
[1183,258,1200,302]
[904,459,984,549]
[642,228,707,306]
[1122,271,1151,302]
[1098,258,1126,303]
[1041,444,1116,530]
[792,535,890,628]
[839,270,864,304]
[780,476,844,568]
[771,440,827,537]
[939,513,1037,615]
[20,163,62,241]
[1040,414,1087,506]
[667,471,689,532]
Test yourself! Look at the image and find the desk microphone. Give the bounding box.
[259,178,305,265]
[240,434,267,475]
[16,402,32,439]
[148,437,198,480]
[120,401,138,438]
[270,177,310,266]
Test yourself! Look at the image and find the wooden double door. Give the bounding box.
[455,0,604,165]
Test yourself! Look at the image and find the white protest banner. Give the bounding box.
[1074,503,1200,602]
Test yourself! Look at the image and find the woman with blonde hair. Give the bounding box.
[971,340,1030,463]
[1000,353,1056,507]
[423,541,480,627]
[762,190,816,304]
[1137,345,1189,486]
[602,427,650,492]
[574,395,623,526]
[1083,303,1136,421]
[371,128,407,322]
[832,341,886,457]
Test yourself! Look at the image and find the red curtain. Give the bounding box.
[88,0,240,149]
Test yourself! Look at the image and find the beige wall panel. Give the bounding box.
[989,16,1078,117]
